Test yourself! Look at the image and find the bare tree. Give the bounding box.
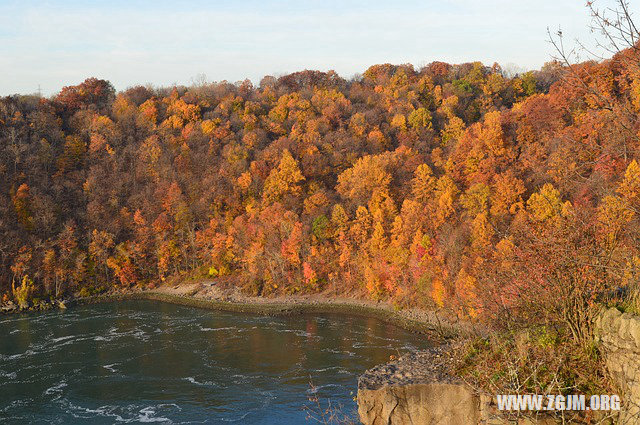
[587,0,640,63]
[549,1,640,64]
[547,0,640,160]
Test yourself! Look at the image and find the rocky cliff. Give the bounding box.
[356,330,630,425]
[358,381,488,425]
[357,347,508,425]
[355,308,640,425]
[595,307,640,424]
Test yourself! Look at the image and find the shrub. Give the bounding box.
[455,328,609,401]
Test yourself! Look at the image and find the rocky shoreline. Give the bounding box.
[358,345,458,391]
[1,281,471,341]
[1,298,68,314]
[16,281,471,340]
[356,346,486,425]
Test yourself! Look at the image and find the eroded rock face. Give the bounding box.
[357,346,483,425]
[358,311,640,425]
[358,382,481,425]
[356,348,564,425]
[595,307,640,424]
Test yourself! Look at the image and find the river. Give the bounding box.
[0,299,429,424]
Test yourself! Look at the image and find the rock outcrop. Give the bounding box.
[357,347,506,425]
[595,307,640,424]
[358,308,640,425]
[357,347,481,425]
[356,307,640,425]
[358,381,484,425]
[357,348,569,424]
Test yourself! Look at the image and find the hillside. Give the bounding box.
[1,55,638,338]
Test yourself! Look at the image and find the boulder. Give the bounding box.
[358,382,481,425]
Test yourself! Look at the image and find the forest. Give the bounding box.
[1,45,640,350]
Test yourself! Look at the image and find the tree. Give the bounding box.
[617,159,640,206]
[490,171,525,219]
[12,183,34,231]
[411,164,436,204]
[263,150,305,204]
[89,229,115,283]
[408,108,432,130]
[55,78,115,112]
[336,154,392,208]
[526,183,563,222]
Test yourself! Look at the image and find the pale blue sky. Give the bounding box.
[0,1,628,96]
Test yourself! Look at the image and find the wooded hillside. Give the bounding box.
[2,53,639,335]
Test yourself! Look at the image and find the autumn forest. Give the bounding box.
[2,45,640,342]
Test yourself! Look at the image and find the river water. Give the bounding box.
[0,300,429,424]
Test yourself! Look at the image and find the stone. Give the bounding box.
[620,313,636,339]
[0,301,17,313]
[355,306,640,425]
[601,308,622,333]
[357,347,561,424]
[629,319,640,349]
[357,383,481,425]
[595,308,640,424]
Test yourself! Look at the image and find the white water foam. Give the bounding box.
[136,406,172,423]
[184,377,216,387]
[321,348,356,357]
[62,400,179,423]
[0,349,36,361]
[51,335,75,343]
[0,371,17,380]
[44,380,67,396]
[103,363,118,373]
[199,326,235,332]
[307,383,342,394]
[311,366,351,375]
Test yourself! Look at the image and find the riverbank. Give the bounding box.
[2,280,473,339]
[65,281,471,340]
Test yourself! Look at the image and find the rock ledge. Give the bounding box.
[357,346,489,425]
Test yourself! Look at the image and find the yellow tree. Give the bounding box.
[336,153,392,207]
[617,160,640,206]
[440,116,465,146]
[410,164,436,204]
[460,183,490,217]
[408,108,432,130]
[12,183,34,231]
[526,183,563,222]
[431,175,459,229]
[263,150,305,203]
[490,170,525,219]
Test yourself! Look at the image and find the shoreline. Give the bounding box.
[2,281,475,341]
[73,292,460,341]
[24,281,471,340]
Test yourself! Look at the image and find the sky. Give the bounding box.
[0,0,632,96]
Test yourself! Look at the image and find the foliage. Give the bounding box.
[13,275,34,309]
[0,47,639,348]
[455,329,613,423]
